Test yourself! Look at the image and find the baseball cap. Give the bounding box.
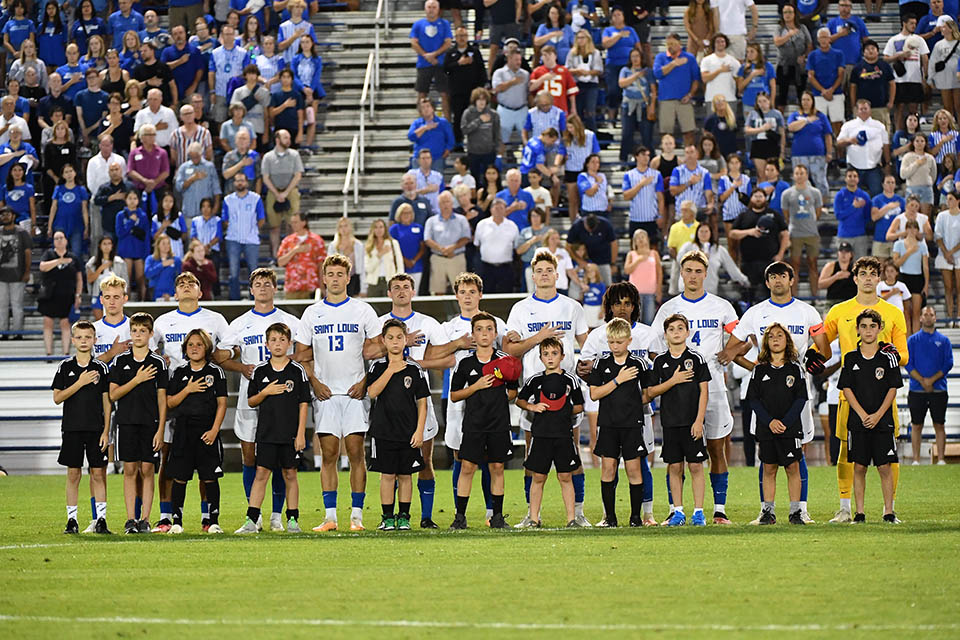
[937,15,955,27]
[482,355,522,386]
[757,213,777,234]
[538,373,570,412]
[838,241,854,252]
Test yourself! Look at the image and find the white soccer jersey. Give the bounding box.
[438,313,508,368]
[651,292,738,390]
[580,321,658,365]
[377,310,443,362]
[154,307,230,374]
[731,297,824,355]
[296,297,380,395]
[221,306,301,410]
[506,293,588,381]
[93,316,157,359]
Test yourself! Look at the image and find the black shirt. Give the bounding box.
[443,44,488,95]
[108,350,168,425]
[650,348,712,428]
[94,180,130,235]
[51,356,110,432]
[746,361,807,440]
[450,349,518,433]
[489,0,518,25]
[518,370,584,437]
[585,354,649,429]
[838,347,903,432]
[0,226,32,282]
[733,207,787,263]
[167,362,227,428]
[850,60,895,108]
[248,360,312,444]
[367,359,431,442]
[567,216,616,265]
[44,142,77,180]
[133,61,175,105]
[38,93,74,127]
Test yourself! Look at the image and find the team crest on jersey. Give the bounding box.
[875,367,884,380]
[284,380,294,392]
[683,358,693,370]
[91,372,100,384]
[404,375,412,388]
[786,375,795,388]
[204,375,215,387]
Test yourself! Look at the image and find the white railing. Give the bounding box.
[342,133,359,217]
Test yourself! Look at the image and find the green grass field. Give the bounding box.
[2,465,959,639]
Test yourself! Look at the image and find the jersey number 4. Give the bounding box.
[327,335,344,351]
[690,330,701,346]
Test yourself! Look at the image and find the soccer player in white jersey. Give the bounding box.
[505,249,589,527]
[718,261,832,524]
[365,273,454,528]
[651,249,739,524]
[219,268,300,532]
[576,282,659,525]
[295,254,381,532]
[423,272,506,522]
[152,272,231,532]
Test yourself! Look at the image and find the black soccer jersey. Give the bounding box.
[450,350,519,433]
[518,371,584,437]
[367,358,431,442]
[650,348,712,428]
[746,361,807,440]
[838,348,903,432]
[167,362,227,428]
[108,350,168,425]
[585,354,649,429]
[51,356,110,432]
[248,360,312,443]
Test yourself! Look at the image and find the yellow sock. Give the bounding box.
[837,440,853,500]
[892,462,900,501]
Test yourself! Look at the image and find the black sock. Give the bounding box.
[398,501,411,517]
[285,508,299,521]
[171,481,186,526]
[247,506,261,522]
[492,494,504,516]
[382,503,395,517]
[204,481,220,525]
[629,483,644,519]
[455,494,469,515]
[601,480,616,522]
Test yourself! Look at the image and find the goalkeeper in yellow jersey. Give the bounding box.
[818,256,908,524]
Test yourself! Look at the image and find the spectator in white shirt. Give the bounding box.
[86,135,126,246]
[474,198,520,293]
[710,0,758,61]
[700,33,741,110]
[133,88,179,149]
[836,99,890,197]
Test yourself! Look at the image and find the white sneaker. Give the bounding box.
[573,513,592,527]
[169,524,184,534]
[206,524,224,534]
[937,460,947,465]
[270,513,284,532]
[829,508,852,524]
[911,461,920,466]
[513,514,538,529]
[235,518,259,534]
[255,514,263,531]
[286,518,302,533]
[82,520,97,534]
[801,511,816,524]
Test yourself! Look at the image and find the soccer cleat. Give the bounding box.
[829,508,853,524]
[883,513,901,524]
[312,519,338,532]
[665,511,686,527]
[449,513,468,530]
[513,514,538,529]
[137,519,151,534]
[748,512,763,526]
[152,519,172,533]
[852,513,866,524]
[712,512,733,525]
[800,512,816,525]
[690,511,706,527]
[64,518,79,534]
[124,519,139,534]
[206,524,224,534]
[235,518,260,534]
[396,515,411,531]
[420,518,439,529]
[94,518,112,535]
[287,518,302,533]
[269,513,283,532]
[255,515,263,531]
[377,517,396,531]
[349,517,365,532]
[566,519,583,528]
[595,517,618,528]
[573,513,592,527]
[758,511,776,525]
[788,511,804,525]
[169,524,184,534]
[629,515,643,527]
[82,520,97,534]
[641,514,658,527]
[659,512,675,526]
[489,514,509,529]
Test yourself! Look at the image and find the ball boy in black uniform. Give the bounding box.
[108,312,167,534]
[838,309,904,524]
[165,329,228,534]
[746,323,808,526]
[367,319,431,532]
[52,320,112,534]
[516,337,584,528]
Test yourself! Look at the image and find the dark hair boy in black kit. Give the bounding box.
[237,322,311,535]
[746,323,807,526]
[516,337,584,528]
[839,309,903,524]
[108,312,167,535]
[649,314,710,528]
[448,311,521,530]
[367,319,431,532]
[165,329,227,534]
[52,320,112,535]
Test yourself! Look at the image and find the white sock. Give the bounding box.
[642,501,653,516]
[340,454,349,467]
[714,503,725,514]
[313,454,322,468]
[840,498,851,511]
[66,505,77,520]
[799,500,808,514]
[351,506,363,520]
[675,505,685,514]
[95,502,106,519]
[325,506,337,521]
[574,502,584,517]
[485,508,493,519]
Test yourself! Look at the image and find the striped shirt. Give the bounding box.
[622,167,664,222]
[577,172,609,212]
[718,172,751,222]
[669,162,713,213]
[190,214,223,251]
[413,168,445,216]
[928,129,958,164]
[169,125,213,168]
[209,44,249,98]
[559,129,600,172]
[523,106,566,138]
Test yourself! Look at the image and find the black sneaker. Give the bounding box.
[137,519,151,533]
[95,518,113,534]
[449,513,467,530]
[788,511,804,525]
[758,510,776,525]
[124,518,139,534]
[629,515,643,527]
[489,514,509,529]
[882,513,900,524]
[420,518,439,529]
[64,518,79,534]
[853,513,866,524]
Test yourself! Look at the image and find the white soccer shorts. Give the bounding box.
[313,395,369,438]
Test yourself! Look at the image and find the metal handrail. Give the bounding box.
[341,134,359,217]
[358,50,375,174]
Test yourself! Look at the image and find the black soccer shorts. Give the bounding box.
[369,437,425,475]
[524,435,581,475]
[908,391,948,426]
[117,424,160,464]
[168,427,223,482]
[594,425,647,461]
[459,430,514,465]
[660,426,708,464]
[255,442,300,471]
[847,429,899,467]
[58,430,107,469]
[758,437,803,467]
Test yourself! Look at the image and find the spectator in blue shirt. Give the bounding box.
[108,0,146,51]
[410,0,453,123]
[71,0,109,57]
[737,42,777,117]
[653,32,700,147]
[918,0,947,49]
[534,6,575,69]
[162,25,205,101]
[144,234,181,300]
[278,0,319,63]
[497,168,536,230]
[208,25,250,123]
[75,68,110,148]
[115,189,151,299]
[138,10,171,49]
[407,98,454,173]
[57,44,90,102]
[871,174,906,258]
[291,36,325,149]
[389,203,427,290]
[906,305,953,463]
[36,0,66,68]
[601,6,640,117]
[827,0,870,67]
[788,90,834,204]
[833,167,873,257]
[758,162,790,215]
[806,28,846,136]
[1,0,33,60]
[230,0,266,33]
[47,164,90,260]
[222,172,266,300]
[519,128,559,188]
